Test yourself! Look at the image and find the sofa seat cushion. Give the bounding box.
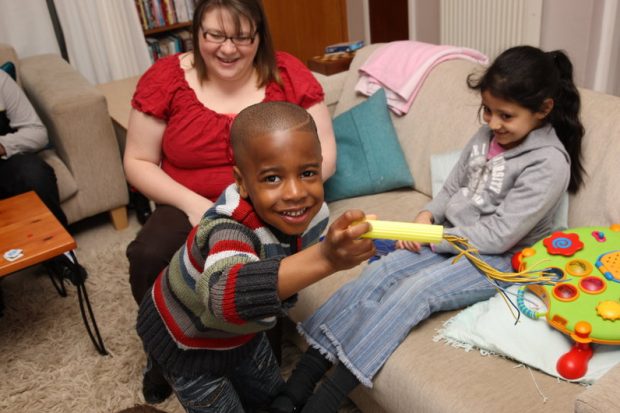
[39,149,78,202]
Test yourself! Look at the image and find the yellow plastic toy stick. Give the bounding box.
[360,220,444,244]
[359,220,558,286]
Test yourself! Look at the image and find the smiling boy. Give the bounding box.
[136,101,375,412]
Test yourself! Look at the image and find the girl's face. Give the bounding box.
[481,91,553,149]
[199,7,259,83]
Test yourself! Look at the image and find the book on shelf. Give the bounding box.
[145,30,193,63]
[172,0,189,23]
[136,0,193,31]
[324,40,364,54]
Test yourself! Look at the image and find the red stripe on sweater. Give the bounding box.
[231,200,262,230]
[153,275,255,349]
[222,263,245,325]
[210,239,254,255]
[185,226,202,273]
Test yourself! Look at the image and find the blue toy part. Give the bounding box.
[368,239,396,263]
[517,286,547,319]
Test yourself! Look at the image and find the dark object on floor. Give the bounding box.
[117,405,168,413]
[130,189,152,225]
[142,361,173,404]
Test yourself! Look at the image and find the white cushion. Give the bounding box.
[436,286,620,384]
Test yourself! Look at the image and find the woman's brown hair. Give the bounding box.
[191,0,280,86]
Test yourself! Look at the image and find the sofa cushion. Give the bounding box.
[38,149,78,202]
[430,148,462,197]
[325,88,414,202]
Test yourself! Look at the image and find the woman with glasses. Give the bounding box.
[124,0,337,405]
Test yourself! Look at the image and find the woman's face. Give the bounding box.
[199,7,260,83]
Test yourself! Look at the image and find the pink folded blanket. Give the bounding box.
[356,41,488,115]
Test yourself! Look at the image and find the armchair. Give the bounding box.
[0,43,128,229]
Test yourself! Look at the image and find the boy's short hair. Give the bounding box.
[231,101,318,165]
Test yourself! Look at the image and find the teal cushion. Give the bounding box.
[0,61,16,81]
[325,88,414,202]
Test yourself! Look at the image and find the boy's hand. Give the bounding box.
[320,209,376,272]
[395,210,434,252]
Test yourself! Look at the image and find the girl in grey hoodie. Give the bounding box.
[270,45,586,413]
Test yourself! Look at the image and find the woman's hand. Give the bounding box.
[395,210,434,252]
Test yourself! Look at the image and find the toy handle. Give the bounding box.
[360,220,444,244]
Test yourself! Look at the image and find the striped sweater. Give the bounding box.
[137,184,329,377]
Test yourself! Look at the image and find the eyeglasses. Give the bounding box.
[201,29,257,46]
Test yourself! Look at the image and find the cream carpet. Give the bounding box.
[0,213,359,413]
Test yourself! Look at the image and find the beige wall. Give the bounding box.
[348,0,619,96]
[540,0,598,88]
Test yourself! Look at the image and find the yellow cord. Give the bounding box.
[443,234,558,285]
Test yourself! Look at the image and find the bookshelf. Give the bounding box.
[144,21,191,36]
[135,0,195,62]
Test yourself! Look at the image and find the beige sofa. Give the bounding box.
[0,43,128,229]
[291,44,620,412]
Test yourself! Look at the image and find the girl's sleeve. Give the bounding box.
[276,51,325,109]
[186,220,284,325]
[131,56,178,120]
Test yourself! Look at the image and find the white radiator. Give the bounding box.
[440,0,543,61]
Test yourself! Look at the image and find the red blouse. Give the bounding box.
[132,52,324,201]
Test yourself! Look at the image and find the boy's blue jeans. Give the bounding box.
[299,247,512,387]
[163,333,284,412]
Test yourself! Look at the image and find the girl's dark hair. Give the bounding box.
[191,0,280,87]
[467,45,585,192]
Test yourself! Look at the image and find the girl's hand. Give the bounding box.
[395,210,435,252]
[320,209,376,272]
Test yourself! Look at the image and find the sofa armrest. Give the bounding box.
[575,362,620,412]
[18,53,128,219]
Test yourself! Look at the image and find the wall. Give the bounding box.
[0,0,60,58]
[347,0,619,96]
[540,0,597,88]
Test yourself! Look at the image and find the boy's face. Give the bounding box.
[234,129,324,235]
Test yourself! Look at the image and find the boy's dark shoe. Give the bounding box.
[142,365,172,404]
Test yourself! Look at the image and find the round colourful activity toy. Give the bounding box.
[513,225,620,379]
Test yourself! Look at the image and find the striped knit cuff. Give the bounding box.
[227,257,284,321]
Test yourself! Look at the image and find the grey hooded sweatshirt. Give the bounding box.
[425,124,570,255]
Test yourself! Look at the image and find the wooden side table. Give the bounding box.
[0,191,107,355]
[308,52,355,75]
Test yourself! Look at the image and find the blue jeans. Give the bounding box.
[299,247,511,387]
[164,334,284,412]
